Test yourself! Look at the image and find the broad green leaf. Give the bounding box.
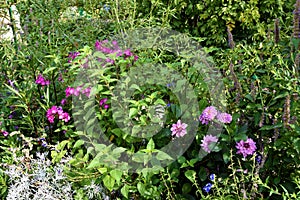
[110,169,123,185]
[121,185,130,199]
[103,175,116,191]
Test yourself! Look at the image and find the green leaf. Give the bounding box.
[103,175,116,191]
[156,151,173,161]
[177,156,186,164]
[129,108,138,118]
[73,139,85,149]
[137,182,146,196]
[121,184,130,199]
[146,138,155,151]
[110,169,123,185]
[87,157,102,169]
[97,167,107,174]
[185,170,196,183]
[259,123,283,131]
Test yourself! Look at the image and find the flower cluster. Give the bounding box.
[201,134,218,153]
[65,85,91,98]
[99,98,109,109]
[68,51,80,63]
[170,120,188,138]
[95,40,138,63]
[236,138,257,158]
[35,74,50,86]
[203,174,215,193]
[199,106,232,125]
[46,106,70,123]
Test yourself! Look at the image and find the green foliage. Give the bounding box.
[0,0,300,199]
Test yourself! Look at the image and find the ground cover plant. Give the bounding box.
[0,0,300,199]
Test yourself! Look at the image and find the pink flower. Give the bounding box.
[46,106,70,123]
[236,138,257,158]
[59,112,70,122]
[99,98,108,106]
[104,104,110,109]
[65,86,75,97]
[1,130,9,137]
[201,135,218,153]
[35,74,50,86]
[74,86,81,96]
[216,112,232,123]
[199,106,218,125]
[68,51,80,63]
[170,120,188,138]
[61,98,67,105]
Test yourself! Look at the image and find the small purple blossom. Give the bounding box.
[35,74,50,86]
[1,130,9,137]
[236,138,257,158]
[61,98,67,105]
[68,51,80,63]
[99,98,108,106]
[170,120,188,138]
[81,87,91,97]
[216,112,232,123]
[65,86,75,97]
[201,135,218,153]
[199,106,218,125]
[103,104,110,110]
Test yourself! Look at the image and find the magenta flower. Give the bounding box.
[59,112,70,122]
[46,106,70,123]
[199,106,218,125]
[81,87,91,97]
[35,74,50,86]
[74,86,81,96]
[201,134,218,153]
[216,112,232,123]
[170,120,188,138]
[68,51,80,63]
[99,98,108,106]
[236,138,257,158]
[65,86,75,97]
[61,98,67,105]
[1,130,9,137]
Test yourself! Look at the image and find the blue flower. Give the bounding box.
[256,154,262,164]
[103,4,110,12]
[209,174,215,181]
[203,183,213,193]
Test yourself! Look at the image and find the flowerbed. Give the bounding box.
[0,0,300,199]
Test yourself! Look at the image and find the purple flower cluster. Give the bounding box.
[65,86,91,98]
[46,106,70,123]
[35,74,50,86]
[94,40,138,63]
[201,134,218,153]
[170,120,188,138]
[99,98,109,109]
[199,106,232,125]
[236,138,257,158]
[68,51,80,63]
